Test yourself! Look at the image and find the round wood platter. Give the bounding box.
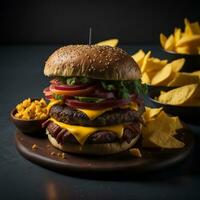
[15,130,194,173]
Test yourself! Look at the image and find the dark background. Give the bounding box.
[1,2,200,200]
[1,0,200,45]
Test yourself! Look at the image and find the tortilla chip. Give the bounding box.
[132,50,145,67]
[143,107,163,122]
[129,148,142,158]
[96,39,119,47]
[145,58,168,78]
[170,58,185,72]
[142,110,184,148]
[176,35,200,47]
[151,64,172,86]
[158,84,198,105]
[141,51,151,73]
[184,18,200,35]
[148,134,185,149]
[141,72,150,84]
[175,46,192,54]
[165,35,175,51]
[192,70,200,78]
[160,33,167,48]
[174,28,182,44]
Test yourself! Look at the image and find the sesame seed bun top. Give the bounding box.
[44,45,141,80]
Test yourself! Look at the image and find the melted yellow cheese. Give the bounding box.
[47,100,138,120]
[77,103,138,120]
[49,118,124,145]
[129,102,139,111]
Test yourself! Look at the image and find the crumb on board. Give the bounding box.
[46,145,50,148]
[129,148,142,158]
[49,151,65,159]
[61,153,65,159]
[57,153,61,157]
[54,152,66,159]
[32,144,38,150]
[50,152,56,156]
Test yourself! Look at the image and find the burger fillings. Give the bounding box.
[42,45,147,155]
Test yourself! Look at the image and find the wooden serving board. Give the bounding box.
[15,130,194,173]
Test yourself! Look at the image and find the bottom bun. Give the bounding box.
[47,131,140,155]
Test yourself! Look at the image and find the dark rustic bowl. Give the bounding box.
[161,47,200,72]
[148,88,200,124]
[10,108,48,135]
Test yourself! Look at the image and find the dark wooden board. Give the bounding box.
[15,130,194,173]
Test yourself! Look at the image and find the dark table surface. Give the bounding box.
[1,45,200,200]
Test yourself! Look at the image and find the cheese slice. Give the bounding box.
[47,100,138,120]
[49,118,124,145]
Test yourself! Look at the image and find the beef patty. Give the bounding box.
[49,104,143,126]
[44,120,141,144]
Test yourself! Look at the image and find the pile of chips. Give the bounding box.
[156,84,200,106]
[160,18,200,55]
[142,107,185,148]
[132,50,200,86]
[96,39,119,47]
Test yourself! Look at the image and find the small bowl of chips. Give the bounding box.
[10,98,49,135]
[132,49,200,96]
[148,84,200,123]
[160,18,200,72]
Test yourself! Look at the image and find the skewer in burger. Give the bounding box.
[42,45,147,155]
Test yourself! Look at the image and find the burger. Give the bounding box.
[42,45,146,155]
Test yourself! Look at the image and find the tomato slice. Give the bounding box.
[50,85,95,96]
[65,98,131,110]
[43,87,52,96]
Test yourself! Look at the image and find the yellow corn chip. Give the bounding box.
[143,107,163,122]
[170,58,185,72]
[160,33,167,48]
[141,51,151,73]
[176,35,200,47]
[174,28,182,44]
[151,64,172,86]
[158,84,198,105]
[142,111,180,137]
[192,70,200,78]
[96,39,119,47]
[143,58,168,80]
[141,72,150,84]
[132,50,145,67]
[142,110,184,148]
[184,18,200,35]
[148,134,185,149]
[175,46,192,54]
[165,35,175,51]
